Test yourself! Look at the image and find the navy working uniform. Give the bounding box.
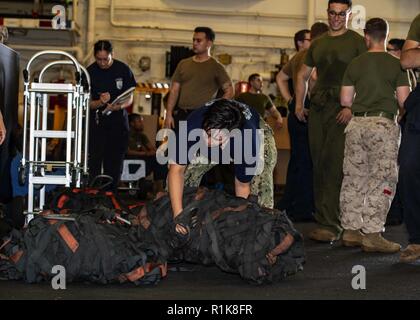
[87,59,137,190]
[170,101,277,208]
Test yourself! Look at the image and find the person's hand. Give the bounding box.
[295,106,308,123]
[275,117,283,129]
[99,92,110,105]
[0,116,6,145]
[175,223,188,235]
[173,208,189,235]
[164,113,175,129]
[103,103,121,114]
[336,108,352,125]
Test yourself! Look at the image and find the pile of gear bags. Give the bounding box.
[0,186,305,285]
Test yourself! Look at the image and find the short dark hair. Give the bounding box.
[248,73,261,83]
[294,29,310,51]
[94,40,113,55]
[128,113,142,124]
[202,99,245,132]
[328,0,352,8]
[194,27,216,42]
[389,38,405,50]
[310,22,329,40]
[364,18,388,42]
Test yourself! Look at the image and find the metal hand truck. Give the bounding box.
[19,51,91,223]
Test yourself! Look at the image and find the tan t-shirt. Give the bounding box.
[172,57,231,110]
[282,50,308,89]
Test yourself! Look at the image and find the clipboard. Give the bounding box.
[102,86,136,116]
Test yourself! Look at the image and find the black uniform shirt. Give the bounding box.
[87,59,136,131]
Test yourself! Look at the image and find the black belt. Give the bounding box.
[352,111,397,121]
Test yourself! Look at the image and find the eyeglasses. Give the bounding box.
[303,38,311,42]
[327,10,349,18]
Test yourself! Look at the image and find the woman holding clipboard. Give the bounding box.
[87,40,137,190]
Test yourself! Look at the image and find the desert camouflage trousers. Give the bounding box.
[183,119,277,209]
[340,116,400,233]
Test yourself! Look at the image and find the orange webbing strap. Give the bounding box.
[10,250,24,264]
[57,188,98,209]
[49,220,79,253]
[125,265,146,282]
[159,263,168,277]
[1,238,24,264]
[57,195,70,209]
[105,192,121,210]
[128,202,145,210]
[0,238,11,251]
[210,204,248,220]
[146,262,167,278]
[85,189,99,195]
[124,262,168,282]
[72,188,99,195]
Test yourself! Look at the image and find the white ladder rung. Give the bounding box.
[33,130,74,139]
[31,176,70,185]
[30,82,75,93]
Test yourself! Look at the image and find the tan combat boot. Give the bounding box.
[361,233,401,253]
[342,229,364,247]
[400,244,420,263]
[308,228,340,242]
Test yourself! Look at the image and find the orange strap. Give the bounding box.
[105,192,121,210]
[1,239,24,264]
[0,238,11,251]
[124,262,167,282]
[125,265,146,282]
[57,224,79,253]
[57,195,69,209]
[128,203,145,210]
[10,250,23,264]
[85,189,99,195]
[159,263,167,277]
[49,220,79,253]
[211,204,248,220]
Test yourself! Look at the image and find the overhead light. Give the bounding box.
[145,92,151,99]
